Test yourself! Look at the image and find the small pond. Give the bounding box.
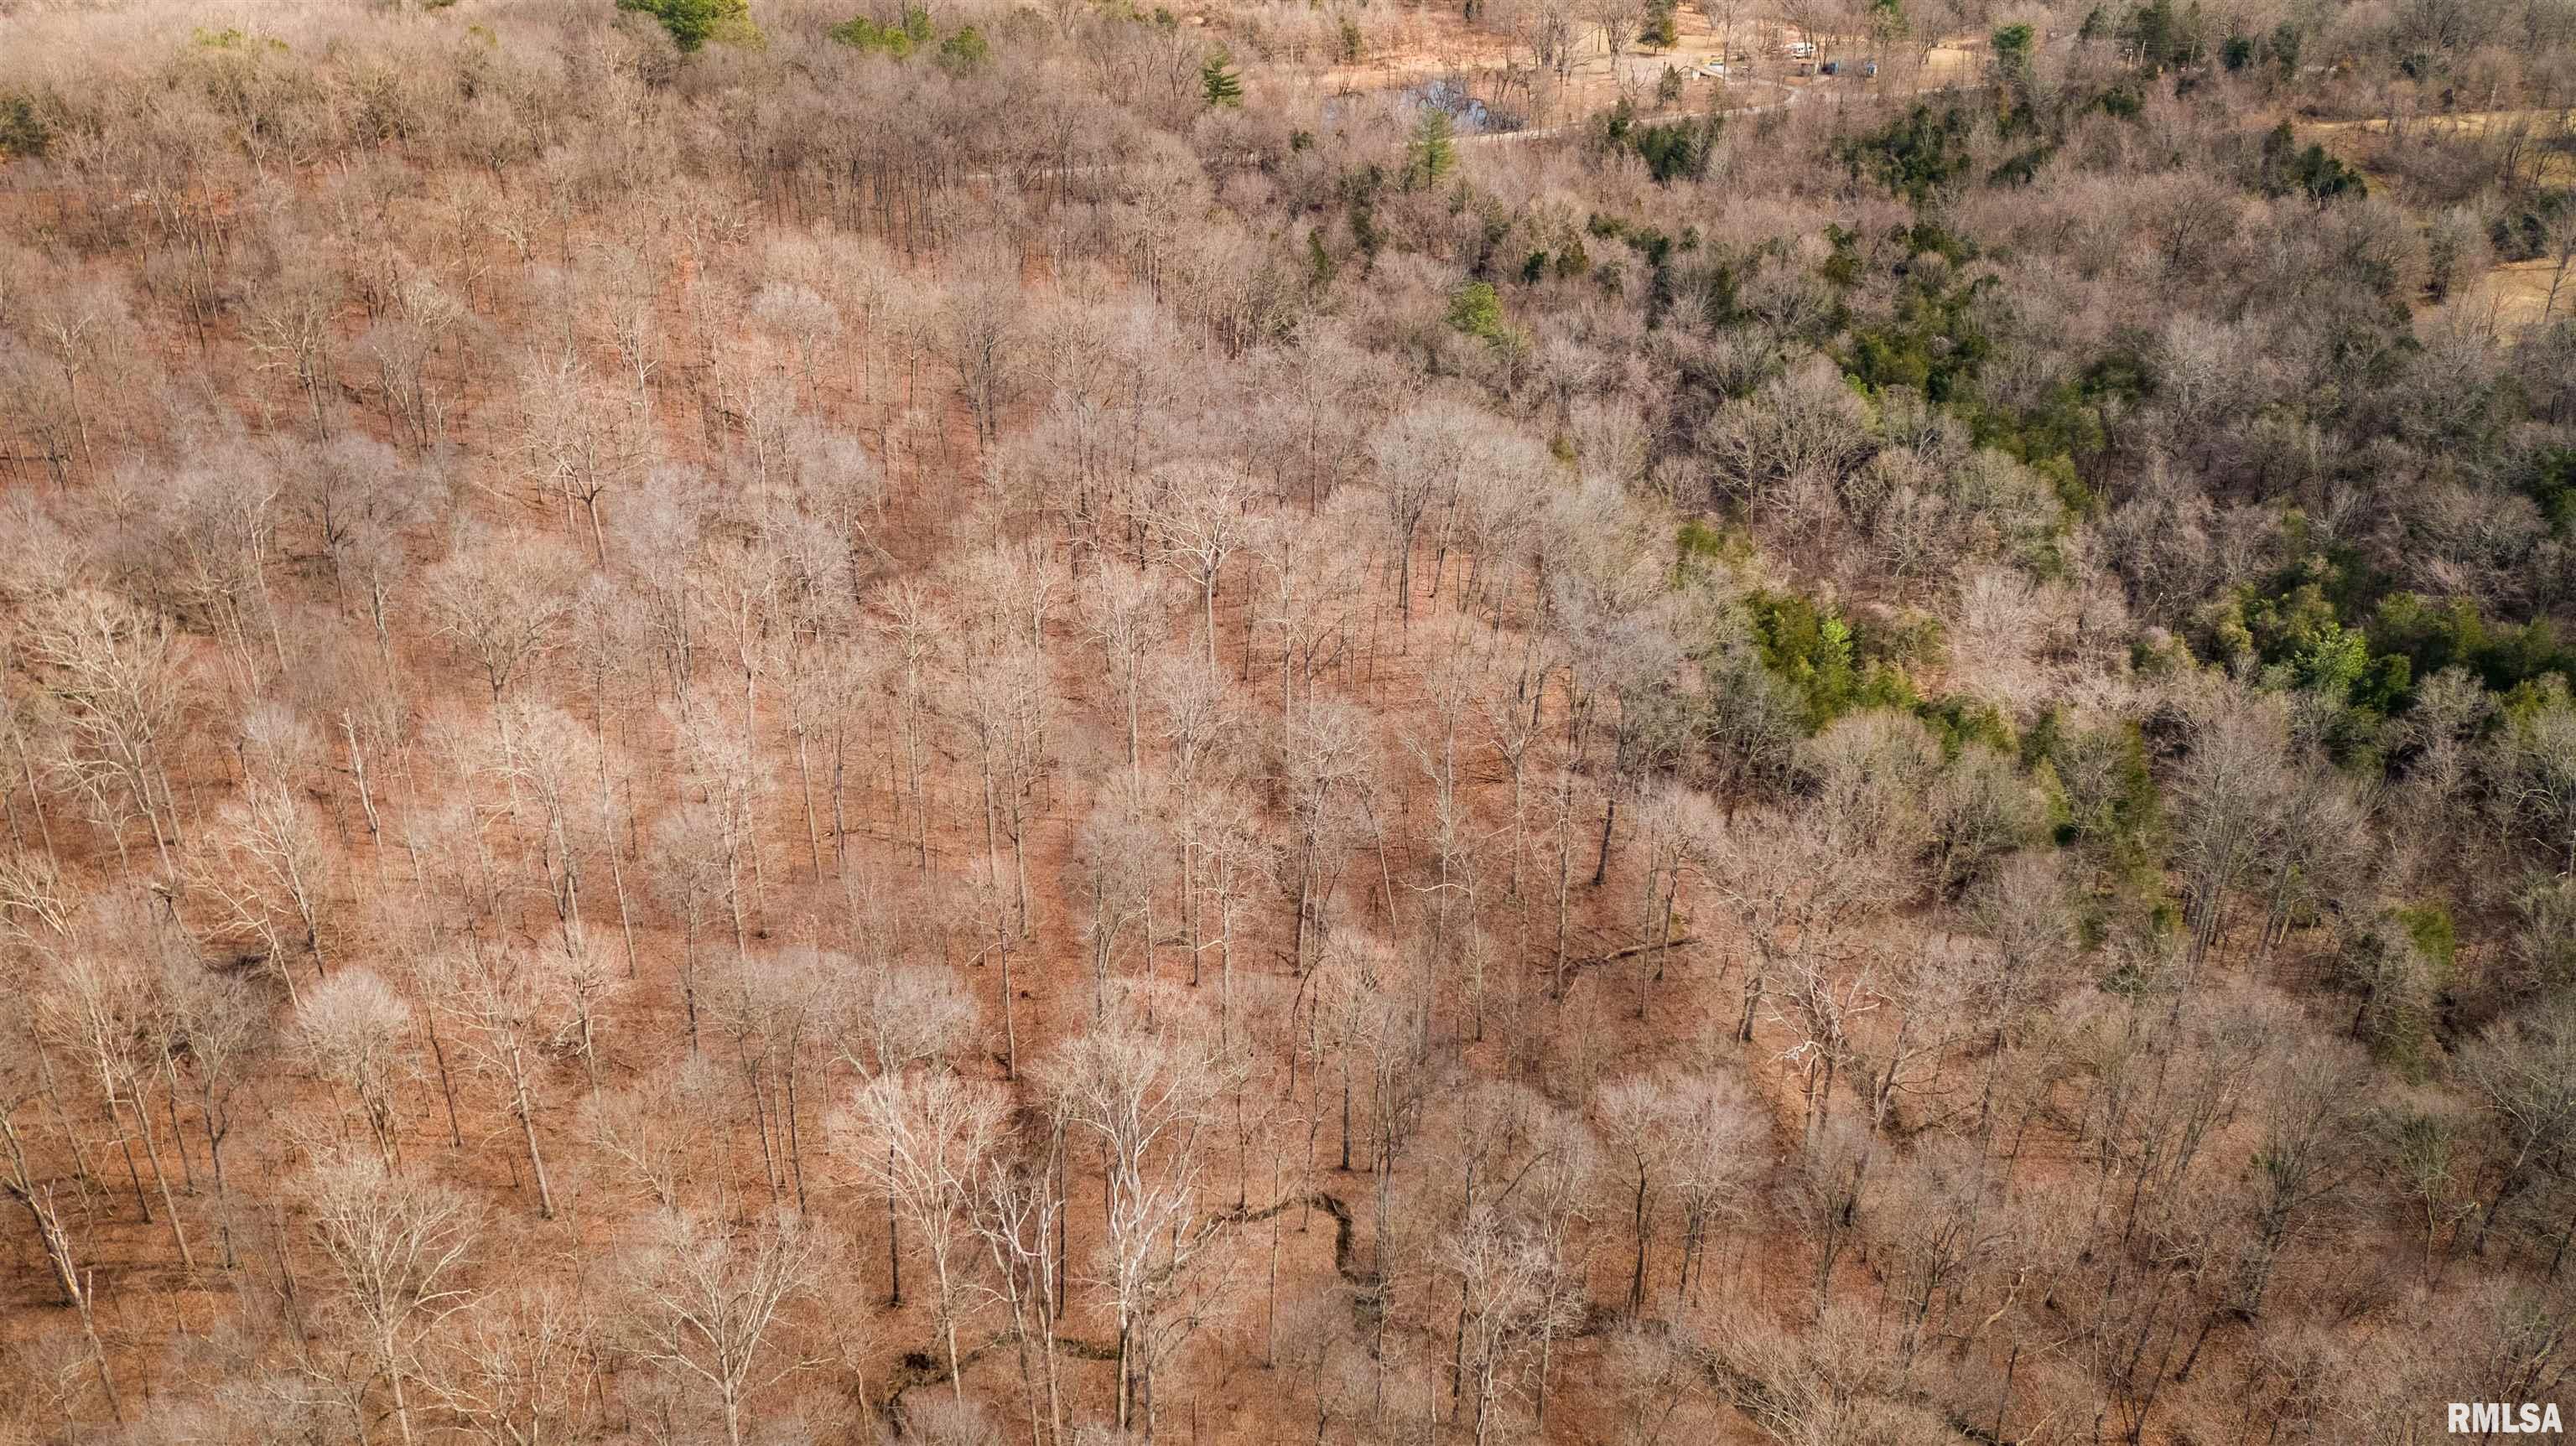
[1326,77,1523,135]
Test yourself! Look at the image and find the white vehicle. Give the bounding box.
[1785,39,1816,56]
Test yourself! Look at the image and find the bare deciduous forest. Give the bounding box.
[0,0,2573,1439]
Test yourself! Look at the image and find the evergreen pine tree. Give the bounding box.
[1202,50,1244,106]
[1406,109,1457,189]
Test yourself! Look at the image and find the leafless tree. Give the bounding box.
[1036,987,1237,1438]
[2459,994,2576,1255]
[420,531,579,705]
[826,950,977,1305]
[1255,502,1369,717]
[2542,203,2576,324]
[648,804,732,1053]
[1278,699,1374,973]
[1784,1117,1877,1314]
[668,699,769,951]
[247,262,343,438]
[1846,944,1978,1136]
[2497,693,2576,878]
[0,1018,119,1419]
[299,1156,483,1446]
[621,1208,829,1446]
[444,946,574,1218]
[774,625,878,884]
[1700,0,1751,67]
[159,954,262,1242]
[23,588,189,874]
[1662,1070,1765,1303]
[1701,364,1871,529]
[704,948,834,1213]
[750,281,843,412]
[1523,0,1581,75]
[839,1068,1009,1402]
[582,1054,720,1211]
[512,349,652,564]
[971,1147,1072,1446]
[2210,1044,2367,1333]
[39,943,195,1270]
[1369,402,1482,622]
[190,782,335,994]
[297,969,417,1170]
[481,699,605,956]
[1182,785,1268,1043]
[836,955,979,1082]
[1443,1205,1579,1446]
[2173,694,2293,967]
[1072,801,1162,1017]
[1707,806,1876,1051]
[1589,0,1652,78]
[956,641,1055,948]
[943,256,1026,447]
[1876,1138,2004,1369]
[1151,462,1256,671]
[1595,1073,1681,1316]
[880,580,948,869]
[359,274,469,453]
[431,1286,597,1446]
[22,279,127,479]
[1082,565,1166,799]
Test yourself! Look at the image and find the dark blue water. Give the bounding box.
[1323,78,1521,135]
[1405,78,1511,133]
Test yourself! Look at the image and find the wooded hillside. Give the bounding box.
[1,0,2573,1441]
